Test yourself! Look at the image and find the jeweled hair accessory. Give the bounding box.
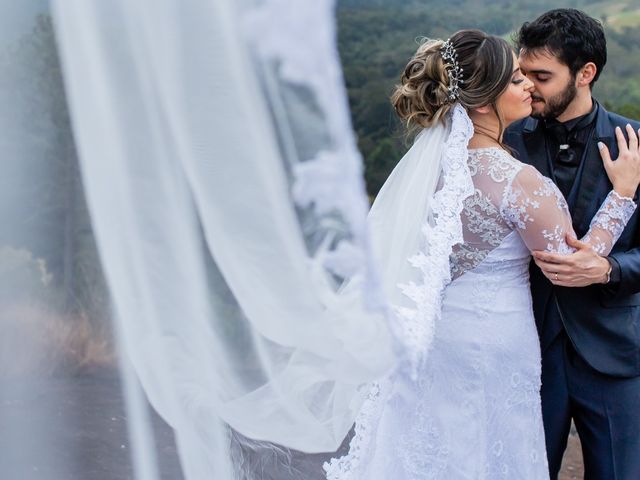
[440,39,464,102]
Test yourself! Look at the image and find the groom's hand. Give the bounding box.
[532,235,610,287]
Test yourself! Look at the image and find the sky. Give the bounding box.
[0,0,50,50]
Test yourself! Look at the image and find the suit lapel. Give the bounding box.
[520,106,616,236]
[570,106,614,235]
[521,118,551,177]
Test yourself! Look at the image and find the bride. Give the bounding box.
[325,29,640,479]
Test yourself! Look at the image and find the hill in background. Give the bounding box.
[336,0,640,195]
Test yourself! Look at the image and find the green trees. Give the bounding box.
[0,14,114,373]
[337,0,640,197]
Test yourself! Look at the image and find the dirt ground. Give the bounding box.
[560,427,585,480]
[0,368,183,480]
[0,368,585,479]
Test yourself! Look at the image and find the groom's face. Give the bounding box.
[518,49,578,120]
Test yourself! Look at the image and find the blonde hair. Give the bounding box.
[391,29,515,143]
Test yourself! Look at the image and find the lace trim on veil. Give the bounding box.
[243,1,384,307]
[395,104,474,378]
[324,104,474,479]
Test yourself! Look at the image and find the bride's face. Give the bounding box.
[495,53,534,126]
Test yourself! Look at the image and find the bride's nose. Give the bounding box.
[523,77,535,91]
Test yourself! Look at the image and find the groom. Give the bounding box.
[504,9,640,479]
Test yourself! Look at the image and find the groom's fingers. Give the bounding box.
[532,255,554,268]
[533,257,572,275]
[542,271,573,286]
[626,124,638,152]
[615,125,629,153]
[565,234,589,250]
[598,141,613,170]
[533,250,569,264]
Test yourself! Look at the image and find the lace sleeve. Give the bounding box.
[501,165,636,255]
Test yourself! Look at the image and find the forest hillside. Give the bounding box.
[336,0,640,194]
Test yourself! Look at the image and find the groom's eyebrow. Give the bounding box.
[528,69,553,75]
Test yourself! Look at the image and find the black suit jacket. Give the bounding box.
[504,104,640,378]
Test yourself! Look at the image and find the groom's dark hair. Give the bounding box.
[515,8,607,86]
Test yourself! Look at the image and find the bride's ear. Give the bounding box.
[471,105,492,115]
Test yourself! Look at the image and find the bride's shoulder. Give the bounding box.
[468,146,520,164]
[467,146,526,182]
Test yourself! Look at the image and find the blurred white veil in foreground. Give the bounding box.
[50,0,396,478]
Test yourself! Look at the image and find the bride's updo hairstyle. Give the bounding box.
[392,29,514,136]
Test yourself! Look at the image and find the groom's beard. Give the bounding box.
[530,77,578,120]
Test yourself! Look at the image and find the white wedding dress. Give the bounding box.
[325,146,637,479]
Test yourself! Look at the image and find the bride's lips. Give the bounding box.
[524,96,532,104]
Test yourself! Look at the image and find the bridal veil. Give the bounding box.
[0,1,473,478]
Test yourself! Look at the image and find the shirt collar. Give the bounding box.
[544,100,599,134]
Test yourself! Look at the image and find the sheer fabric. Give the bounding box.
[50,0,477,470]
[7,0,635,476]
[0,3,161,479]
[326,146,637,479]
[12,0,399,478]
[327,233,550,479]
[368,104,474,377]
[324,105,476,478]
[451,147,636,277]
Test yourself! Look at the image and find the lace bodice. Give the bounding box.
[450,147,637,278]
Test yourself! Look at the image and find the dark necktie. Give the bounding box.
[547,122,583,198]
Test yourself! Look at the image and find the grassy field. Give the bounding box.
[585,0,640,30]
